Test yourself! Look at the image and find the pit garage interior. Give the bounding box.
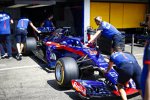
[0,0,83,36]
[0,0,149,54]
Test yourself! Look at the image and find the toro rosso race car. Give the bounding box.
[25,27,139,99]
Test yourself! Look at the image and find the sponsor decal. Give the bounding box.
[89,50,97,55]
[72,81,86,96]
[73,81,86,96]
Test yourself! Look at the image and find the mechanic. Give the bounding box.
[104,47,142,100]
[141,38,150,100]
[0,12,13,59]
[41,14,55,28]
[15,15,41,60]
[87,16,124,52]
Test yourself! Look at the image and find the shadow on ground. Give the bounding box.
[29,55,55,73]
[47,79,71,91]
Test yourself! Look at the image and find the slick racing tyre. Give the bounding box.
[55,57,79,88]
[24,37,37,54]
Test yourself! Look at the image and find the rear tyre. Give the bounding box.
[24,37,37,54]
[55,57,79,88]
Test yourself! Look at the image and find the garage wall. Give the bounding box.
[123,3,147,28]
[110,3,124,28]
[90,2,147,29]
[90,2,109,28]
[92,0,148,3]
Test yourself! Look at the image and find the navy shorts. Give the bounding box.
[16,29,27,43]
[117,62,141,89]
[112,34,125,50]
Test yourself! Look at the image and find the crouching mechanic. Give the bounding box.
[88,16,124,52]
[15,16,41,60]
[104,47,142,100]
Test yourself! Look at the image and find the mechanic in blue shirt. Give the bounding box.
[141,38,150,100]
[104,47,142,100]
[15,16,41,60]
[0,12,13,59]
[88,16,124,52]
[41,14,55,28]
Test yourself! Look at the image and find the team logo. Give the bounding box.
[72,81,86,96]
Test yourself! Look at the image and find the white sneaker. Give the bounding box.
[19,53,22,57]
[1,54,7,59]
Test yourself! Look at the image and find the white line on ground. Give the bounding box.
[0,64,6,67]
[134,53,143,56]
[0,64,45,71]
[125,44,131,46]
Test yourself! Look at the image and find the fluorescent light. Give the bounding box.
[15,0,56,5]
[26,4,49,8]
[8,4,28,8]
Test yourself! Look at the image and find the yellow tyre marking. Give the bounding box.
[56,61,64,85]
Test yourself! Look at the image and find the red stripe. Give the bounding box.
[63,46,85,56]
[113,88,139,96]
[46,42,85,56]
[144,60,150,65]
[121,52,128,60]
[4,20,6,29]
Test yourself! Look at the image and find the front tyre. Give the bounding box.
[55,57,79,88]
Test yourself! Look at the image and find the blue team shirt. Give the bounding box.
[43,19,53,27]
[110,52,137,67]
[17,18,30,29]
[0,13,11,34]
[141,39,150,98]
[97,21,120,39]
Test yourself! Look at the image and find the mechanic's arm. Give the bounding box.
[40,22,44,27]
[29,22,41,33]
[51,22,55,28]
[10,19,14,24]
[105,61,114,73]
[88,30,102,44]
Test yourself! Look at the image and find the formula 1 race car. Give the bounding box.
[25,27,139,99]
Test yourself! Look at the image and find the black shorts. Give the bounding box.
[112,34,125,50]
[16,29,28,43]
[16,34,27,43]
[117,62,141,89]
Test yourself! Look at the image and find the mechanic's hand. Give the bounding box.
[101,70,107,75]
[36,37,39,41]
[83,43,89,48]
[37,30,41,33]
[85,42,94,48]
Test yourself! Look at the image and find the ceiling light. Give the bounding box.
[8,4,28,8]
[26,4,49,8]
